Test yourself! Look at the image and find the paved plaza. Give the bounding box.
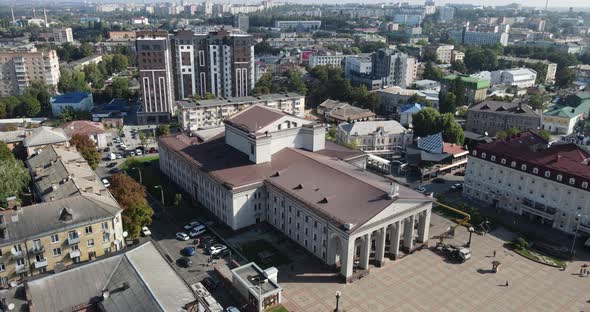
[277,214,590,312]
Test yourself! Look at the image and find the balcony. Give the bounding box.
[69,250,80,258]
[34,259,48,269]
[67,236,80,245]
[520,201,556,221]
[11,250,24,259]
[15,265,27,274]
[30,246,45,255]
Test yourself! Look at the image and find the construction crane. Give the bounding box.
[434,201,471,246]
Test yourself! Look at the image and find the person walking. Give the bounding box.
[493,250,496,258]
[505,281,509,287]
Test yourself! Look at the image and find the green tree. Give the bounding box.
[83,63,105,89]
[0,158,31,208]
[556,67,575,88]
[18,94,41,117]
[423,62,443,81]
[105,78,130,99]
[111,54,129,73]
[70,134,100,170]
[438,113,464,145]
[27,81,53,115]
[528,94,545,110]
[204,92,216,100]
[0,141,14,161]
[108,173,153,239]
[496,127,521,139]
[287,70,307,94]
[537,130,551,141]
[412,107,440,138]
[60,106,92,123]
[453,78,467,107]
[450,60,466,73]
[252,73,272,95]
[156,124,170,136]
[79,42,93,58]
[0,96,20,118]
[440,92,457,114]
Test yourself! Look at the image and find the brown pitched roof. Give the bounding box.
[61,120,106,137]
[225,105,286,134]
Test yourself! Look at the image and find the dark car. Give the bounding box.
[107,162,117,168]
[432,178,445,184]
[104,147,110,152]
[182,246,196,256]
[212,248,231,259]
[202,276,220,291]
[453,171,465,176]
[149,147,157,153]
[109,167,122,174]
[177,257,192,268]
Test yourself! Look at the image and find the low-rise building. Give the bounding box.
[50,92,94,117]
[463,131,590,235]
[22,126,69,156]
[61,120,110,148]
[449,27,509,46]
[159,105,433,282]
[274,20,321,31]
[424,44,454,64]
[490,68,537,88]
[498,56,557,85]
[441,75,489,105]
[232,263,282,311]
[61,54,103,71]
[542,92,590,135]
[317,99,376,124]
[375,86,439,114]
[405,132,469,180]
[466,101,542,136]
[337,120,412,153]
[399,103,423,126]
[451,50,465,63]
[309,54,349,68]
[177,93,305,131]
[570,64,590,85]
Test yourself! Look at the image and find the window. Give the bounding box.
[87,239,95,247]
[16,258,25,266]
[491,155,496,161]
[472,150,477,156]
[500,158,506,165]
[533,168,539,174]
[85,226,93,234]
[569,178,575,185]
[0,263,4,272]
[250,143,254,155]
[103,232,110,243]
[481,153,486,159]
[557,174,563,181]
[13,244,22,253]
[545,171,551,178]
[101,222,108,230]
[52,248,61,256]
[511,161,516,167]
[50,234,59,243]
[583,182,588,189]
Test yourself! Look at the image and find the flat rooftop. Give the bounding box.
[232,263,280,295]
[178,93,303,109]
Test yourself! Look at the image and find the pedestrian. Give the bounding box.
[505,281,509,287]
[581,268,584,275]
[493,250,496,258]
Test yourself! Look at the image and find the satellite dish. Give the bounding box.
[122,231,128,238]
[8,303,15,311]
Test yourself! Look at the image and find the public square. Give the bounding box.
[276,214,590,312]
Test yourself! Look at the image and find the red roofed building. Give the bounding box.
[61,120,108,148]
[464,130,590,234]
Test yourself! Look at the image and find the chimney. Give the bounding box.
[388,182,399,199]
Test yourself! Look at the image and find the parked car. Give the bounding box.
[212,249,231,259]
[178,257,192,268]
[102,178,110,188]
[107,162,117,168]
[202,276,220,291]
[149,147,157,153]
[176,232,190,241]
[450,183,463,191]
[120,143,127,149]
[128,151,135,157]
[202,237,217,248]
[453,171,465,176]
[135,149,143,156]
[432,178,445,184]
[226,307,240,312]
[116,153,122,159]
[141,226,151,236]
[104,147,110,152]
[415,186,426,193]
[208,244,227,255]
[182,246,196,256]
[189,225,206,237]
[110,167,122,174]
[184,221,201,230]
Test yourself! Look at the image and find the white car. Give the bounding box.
[141,226,151,236]
[176,232,189,241]
[135,149,143,156]
[189,225,206,237]
[208,244,227,255]
[120,143,127,149]
[102,178,111,188]
[184,221,201,230]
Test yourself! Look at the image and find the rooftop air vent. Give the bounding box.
[293,184,303,190]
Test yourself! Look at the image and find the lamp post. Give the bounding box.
[132,167,142,184]
[334,291,341,312]
[570,213,582,259]
[466,226,475,247]
[250,276,267,312]
[154,185,164,207]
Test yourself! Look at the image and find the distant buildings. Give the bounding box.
[449,27,509,46]
[234,14,249,33]
[464,131,590,235]
[0,44,60,96]
[177,93,305,131]
[393,14,423,26]
[50,92,94,117]
[441,75,489,105]
[498,56,557,85]
[465,101,542,136]
[480,68,538,88]
[424,44,454,64]
[52,27,73,44]
[375,86,439,114]
[274,20,321,31]
[318,99,376,124]
[337,120,412,153]
[438,6,455,22]
[131,16,149,25]
[371,49,417,89]
[344,56,372,79]
[136,32,175,124]
[309,54,349,68]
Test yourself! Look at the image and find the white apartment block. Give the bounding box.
[309,55,349,68]
[490,68,537,88]
[0,46,60,96]
[463,131,590,235]
[159,105,433,282]
[425,44,454,64]
[52,27,74,44]
[177,93,305,131]
[274,20,322,31]
[337,120,413,153]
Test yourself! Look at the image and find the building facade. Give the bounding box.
[309,55,348,68]
[0,47,60,96]
[466,101,542,136]
[50,92,94,117]
[170,30,255,100]
[371,49,417,89]
[52,27,74,44]
[498,56,557,85]
[177,93,305,131]
[136,32,175,124]
[490,68,537,88]
[424,44,454,64]
[463,131,590,235]
[234,15,249,33]
[159,105,433,282]
[450,28,509,46]
[337,120,413,153]
[274,20,321,31]
[441,75,489,105]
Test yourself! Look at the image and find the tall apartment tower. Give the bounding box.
[136,31,175,124]
[233,15,249,33]
[170,29,255,100]
[0,45,60,96]
[371,49,416,88]
[52,27,74,44]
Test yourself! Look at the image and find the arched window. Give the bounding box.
[582,182,588,189]
[557,175,563,181]
[545,171,551,178]
[533,168,539,174]
[481,153,487,159]
[511,161,516,167]
[491,155,496,161]
[501,158,506,164]
[521,164,527,171]
[569,178,576,185]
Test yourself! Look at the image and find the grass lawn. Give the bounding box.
[240,239,291,268]
[266,305,289,312]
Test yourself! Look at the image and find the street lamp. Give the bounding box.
[466,226,475,248]
[154,185,164,207]
[570,213,582,258]
[334,291,341,312]
[250,276,267,312]
[132,167,142,184]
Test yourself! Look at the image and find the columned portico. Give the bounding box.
[403,215,415,250]
[360,233,372,270]
[417,209,431,243]
[389,221,401,260]
[375,227,387,267]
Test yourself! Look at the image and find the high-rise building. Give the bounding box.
[234,14,249,33]
[0,44,60,96]
[371,49,417,88]
[438,6,455,22]
[449,27,509,46]
[52,27,74,44]
[170,29,255,100]
[136,31,175,124]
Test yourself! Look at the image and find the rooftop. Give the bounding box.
[443,75,490,89]
[339,120,408,136]
[469,101,540,117]
[51,92,92,105]
[225,105,289,134]
[23,126,68,147]
[61,120,106,137]
[232,262,281,295]
[177,93,303,109]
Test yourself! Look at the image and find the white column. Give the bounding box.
[340,238,354,281]
[403,215,415,250]
[390,221,401,260]
[417,209,431,243]
[375,227,386,267]
[360,233,371,270]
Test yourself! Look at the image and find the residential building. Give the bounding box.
[234,14,249,33]
[399,103,423,126]
[542,92,590,135]
[170,30,255,100]
[466,101,542,136]
[570,64,590,85]
[0,129,25,150]
[405,132,469,180]
[519,40,585,54]
[274,20,321,31]
[375,86,439,114]
[50,92,94,117]
[337,120,413,153]
[136,32,175,124]
[61,120,110,148]
[490,68,538,88]
[424,44,454,64]
[449,27,509,46]
[309,55,349,68]
[370,49,417,89]
[25,242,196,312]
[61,54,103,71]
[107,31,137,40]
[159,105,433,282]
[441,75,490,105]
[393,14,422,26]
[438,6,455,22]
[232,263,282,311]
[131,16,149,25]
[344,56,372,80]
[498,56,557,85]
[22,126,69,156]
[318,99,376,124]
[52,27,73,44]
[451,50,465,63]
[0,45,60,96]
[463,131,590,235]
[177,93,305,131]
